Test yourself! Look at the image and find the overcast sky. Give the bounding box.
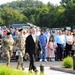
[0,0,61,5]
[39,0,61,5]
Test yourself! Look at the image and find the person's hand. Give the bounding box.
[40,51,42,54]
[56,46,58,48]
[26,53,29,56]
[64,46,66,49]
[54,45,58,49]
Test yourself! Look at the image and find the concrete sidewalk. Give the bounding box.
[0,61,62,68]
[0,61,74,75]
[25,67,73,75]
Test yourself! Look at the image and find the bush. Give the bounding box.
[0,65,44,75]
[0,65,26,75]
[62,56,73,68]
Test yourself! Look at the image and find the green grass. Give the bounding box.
[0,65,44,75]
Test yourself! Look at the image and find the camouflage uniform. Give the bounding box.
[2,36,14,66]
[15,34,26,70]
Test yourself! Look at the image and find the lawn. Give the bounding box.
[0,65,44,75]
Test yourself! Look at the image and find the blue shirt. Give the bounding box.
[44,32,50,41]
[12,35,17,40]
[55,34,66,47]
[39,35,47,47]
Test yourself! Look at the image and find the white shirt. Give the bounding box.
[66,35,73,42]
[32,34,36,43]
[36,31,40,36]
[16,50,18,56]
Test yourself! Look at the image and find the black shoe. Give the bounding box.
[22,67,25,71]
[34,69,38,74]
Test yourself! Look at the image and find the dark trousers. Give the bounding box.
[65,43,72,57]
[57,43,64,60]
[29,53,36,71]
[71,50,74,56]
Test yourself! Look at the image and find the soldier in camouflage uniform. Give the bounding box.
[15,29,26,70]
[2,32,15,67]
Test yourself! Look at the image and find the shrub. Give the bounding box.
[62,56,73,68]
[0,65,44,75]
[0,65,26,75]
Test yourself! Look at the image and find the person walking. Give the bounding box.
[15,29,26,70]
[2,32,14,67]
[25,27,42,73]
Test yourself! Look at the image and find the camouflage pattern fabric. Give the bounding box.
[1,36,15,65]
[15,35,26,63]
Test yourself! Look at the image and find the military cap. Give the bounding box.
[7,32,11,35]
[19,28,23,32]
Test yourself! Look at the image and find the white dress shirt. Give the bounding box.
[32,34,36,43]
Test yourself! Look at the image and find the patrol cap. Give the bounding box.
[19,28,23,32]
[7,32,11,35]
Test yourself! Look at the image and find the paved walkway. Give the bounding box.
[0,61,62,67]
[0,61,74,75]
[25,67,74,75]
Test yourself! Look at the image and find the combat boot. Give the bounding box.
[16,62,21,70]
[21,63,25,71]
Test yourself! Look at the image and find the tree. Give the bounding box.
[1,8,26,27]
[60,0,73,8]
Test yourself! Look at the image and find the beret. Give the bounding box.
[19,28,23,32]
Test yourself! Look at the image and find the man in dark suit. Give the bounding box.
[25,27,42,73]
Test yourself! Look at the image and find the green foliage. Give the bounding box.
[62,56,73,68]
[0,0,75,27]
[0,65,44,75]
[0,65,26,75]
[0,0,44,10]
[60,0,74,8]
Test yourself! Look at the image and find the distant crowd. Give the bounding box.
[0,26,75,62]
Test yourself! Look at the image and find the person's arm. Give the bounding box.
[54,36,57,47]
[73,37,75,43]
[63,35,66,47]
[25,36,29,53]
[1,38,5,52]
[37,36,43,54]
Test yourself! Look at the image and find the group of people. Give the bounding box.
[55,30,75,59]
[0,26,42,73]
[0,26,75,73]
